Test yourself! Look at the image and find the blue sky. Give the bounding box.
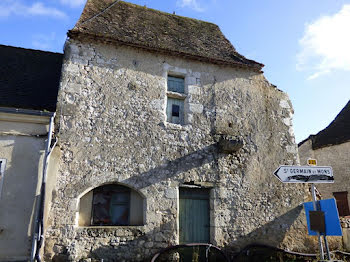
[1,0,349,143]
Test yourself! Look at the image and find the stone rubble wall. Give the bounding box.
[45,38,308,261]
[341,217,350,251]
[299,141,350,252]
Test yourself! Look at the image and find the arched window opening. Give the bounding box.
[78,184,144,226]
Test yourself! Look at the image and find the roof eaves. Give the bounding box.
[68,30,264,71]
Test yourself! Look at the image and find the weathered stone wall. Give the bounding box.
[299,140,350,204]
[45,38,308,261]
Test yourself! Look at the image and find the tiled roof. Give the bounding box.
[0,44,62,112]
[299,100,350,149]
[69,0,263,70]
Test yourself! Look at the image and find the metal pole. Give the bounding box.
[311,184,324,260]
[30,115,55,262]
[323,233,331,260]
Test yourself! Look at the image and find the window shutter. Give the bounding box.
[333,192,350,216]
[168,76,185,93]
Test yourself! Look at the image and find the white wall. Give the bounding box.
[0,113,50,261]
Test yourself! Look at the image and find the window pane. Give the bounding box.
[172,104,180,117]
[111,192,129,203]
[167,98,184,124]
[168,76,184,93]
[92,192,112,225]
[110,204,129,225]
[92,186,130,225]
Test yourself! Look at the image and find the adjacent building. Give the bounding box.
[299,100,350,216]
[299,100,350,250]
[0,44,62,261]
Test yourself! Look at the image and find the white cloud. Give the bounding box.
[297,4,350,80]
[28,2,66,18]
[177,0,205,12]
[60,0,86,8]
[0,0,66,19]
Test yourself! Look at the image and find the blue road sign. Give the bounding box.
[304,198,342,236]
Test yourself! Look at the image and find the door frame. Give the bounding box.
[177,185,213,244]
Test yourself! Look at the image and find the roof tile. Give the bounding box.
[69,0,263,70]
[0,45,62,112]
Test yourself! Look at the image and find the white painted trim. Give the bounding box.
[0,159,7,200]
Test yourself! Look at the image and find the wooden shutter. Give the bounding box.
[333,191,350,216]
[166,98,184,124]
[168,76,185,93]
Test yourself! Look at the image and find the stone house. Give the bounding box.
[44,0,308,261]
[0,44,62,261]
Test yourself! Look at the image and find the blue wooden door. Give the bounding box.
[179,188,210,243]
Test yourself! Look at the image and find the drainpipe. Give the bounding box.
[30,113,56,262]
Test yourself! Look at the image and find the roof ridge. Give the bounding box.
[0,44,63,55]
[80,0,121,26]
[79,0,219,27]
[311,100,350,149]
[119,1,218,26]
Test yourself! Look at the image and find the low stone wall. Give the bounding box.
[341,217,350,251]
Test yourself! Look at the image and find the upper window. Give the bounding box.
[78,184,144,226]
[166,76,186,125]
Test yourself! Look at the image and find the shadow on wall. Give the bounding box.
[50,140,306,261]
[226,205,305,258]
[51,221,175,262]
[121,142,221,189]
[50,208,307,262]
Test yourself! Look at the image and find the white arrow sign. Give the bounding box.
[274,165,334,183]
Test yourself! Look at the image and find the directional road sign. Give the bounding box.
[274,165,333,183]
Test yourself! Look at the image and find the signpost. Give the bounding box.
[273,165,333,183]
[273,162,336,260]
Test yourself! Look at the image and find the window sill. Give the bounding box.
[165,122,191,131]
[75,226,145,238]
[167,91,187,100]
[77,225,144,229]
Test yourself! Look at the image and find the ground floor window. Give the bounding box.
[78,184,144,226]
[92,185,130,225]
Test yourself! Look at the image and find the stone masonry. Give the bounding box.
[44,37,308,261]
